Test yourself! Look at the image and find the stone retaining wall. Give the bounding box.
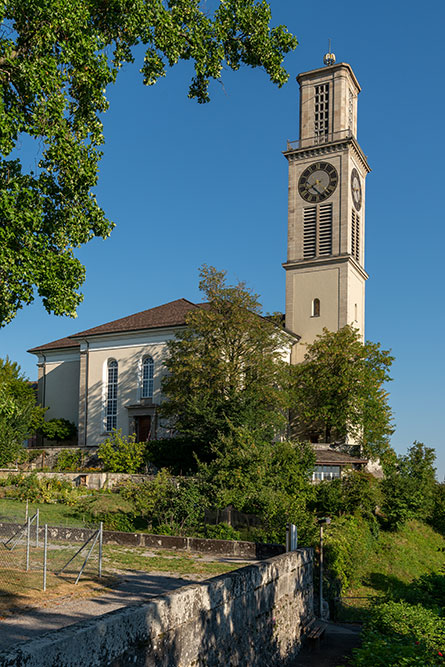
[0,549,314,666]
[0,469,150,490]
[0,522,285,559]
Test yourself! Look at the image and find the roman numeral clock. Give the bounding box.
[283,53,370,362]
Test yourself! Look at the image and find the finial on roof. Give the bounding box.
[323,39,336,66]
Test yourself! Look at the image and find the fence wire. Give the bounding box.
[0,507,102,598]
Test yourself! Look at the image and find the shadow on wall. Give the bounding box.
[0,550,314,667]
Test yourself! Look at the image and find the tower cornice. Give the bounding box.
[297,62,361,93]
[283,254,369,282]
[283,135,371,174]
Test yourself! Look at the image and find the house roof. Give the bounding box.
[315,449,368,466]
[27,299,200,353]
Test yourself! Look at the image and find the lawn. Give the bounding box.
[335,521,445,622]
[0,498,89,527]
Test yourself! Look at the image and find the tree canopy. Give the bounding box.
[0,0,297,326]
[0,357,45,466]
[160,265,293,453]
[290,326,395,460]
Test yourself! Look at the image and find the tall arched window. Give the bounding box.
[142,356,154,399]
[312,298,320,317]
[106,359,118,431]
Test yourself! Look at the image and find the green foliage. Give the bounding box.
[290,326,394,460]
[161,265,292,453]
[0,358,46,466]
[430,483,445,535]
[323,515,380,594]
[0,2,296,325]
[1,472,76,504]
[39,418,77,442]
[353,601,445,666]
[313,470,382,520]
[54,449,83,472]
[144,437,200,474]
[120,469,206,535]
[73,493,137,531]
[197,426,317,544]
[97,429,145,473]
[382,442,437,529]
[204,523,241,540]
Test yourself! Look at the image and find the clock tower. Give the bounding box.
[283,55,370,362]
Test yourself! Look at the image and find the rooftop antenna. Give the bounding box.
[323,40,336,66]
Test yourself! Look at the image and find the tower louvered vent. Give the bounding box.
[314,83,330,142]
[318,204,332,255]
[351,210,360,262]
[303,207,317,258]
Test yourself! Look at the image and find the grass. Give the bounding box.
[335,520,445,622]
[0,498,90,527]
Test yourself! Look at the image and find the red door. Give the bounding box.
[136,416,152,442]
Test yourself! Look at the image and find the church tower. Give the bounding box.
[283,54,370,361]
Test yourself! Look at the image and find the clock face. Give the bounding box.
[351,168,362,211]
[298,162,338,203]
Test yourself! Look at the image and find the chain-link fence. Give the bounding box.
[0,506,103,598]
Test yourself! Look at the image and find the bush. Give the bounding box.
[1,473,76,503]
[353,601,445,666]
[144,437,202,474]
[97,430,145,473]
[204,523,241,540]
[73,493,138,531]
[312,471,381,521]
[54,449,83,471]
[39,418,77,442]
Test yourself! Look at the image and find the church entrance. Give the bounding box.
[135,415,152,442]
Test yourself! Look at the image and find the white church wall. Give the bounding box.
[41,350,80,425]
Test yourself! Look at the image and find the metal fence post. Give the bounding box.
[43,524,48,591]
[26,517,31,571]
[25,499,28,522]
[98,522,103,579]
[36,508,39,548]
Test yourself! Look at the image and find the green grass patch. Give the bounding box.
[0,498,92,527]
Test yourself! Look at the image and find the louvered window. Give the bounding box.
[314,83,330,142]
[318,204,332,256]
[303,207,317,258]
[303,204,332,258]
[351,210,360,262]
[142,356,154,398]
[106,360,118,431]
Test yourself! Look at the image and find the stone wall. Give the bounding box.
[0,469,151,490]
[0,549,314,667]
[0,522,284,559]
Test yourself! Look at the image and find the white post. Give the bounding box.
[98,522,103,578]
[43,524,48,591]
[26,517,31,571]
[25,499,28,522]
[36,508,39,548]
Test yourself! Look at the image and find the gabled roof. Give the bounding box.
[28,298,199,353]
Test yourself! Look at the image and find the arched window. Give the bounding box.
[312,298,320,317]
[106,360,118,431]
[142,356,154,399]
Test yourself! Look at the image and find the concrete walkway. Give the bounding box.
[0,570,202,650]
[293,622,362,666]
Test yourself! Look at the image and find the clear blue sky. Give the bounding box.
[1,0,444,479]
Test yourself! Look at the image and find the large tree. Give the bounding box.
[160,265,292,453]
[290,326,394,460]
[0,0,297,326]
[0,357,45,466]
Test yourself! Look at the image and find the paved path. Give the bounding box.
[0,570,202,650]
[293,622,362,666]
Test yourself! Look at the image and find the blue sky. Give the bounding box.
[1,0,444,479]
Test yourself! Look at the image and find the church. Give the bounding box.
[29,55,371,480]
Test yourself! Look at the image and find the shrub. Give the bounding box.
[204,523,241,541]
[54,449,83,471]
[39,418,77,442]
[72,493,138,531]
[97,430,145,473]
[144,437,201,474]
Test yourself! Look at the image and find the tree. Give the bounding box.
[0,357,45,466]
[97,429,145,473]
[290,326,394,460]
[381,441,437,529]
[197,426,317,543]
[160,265,292,454]
[0,1,297,326]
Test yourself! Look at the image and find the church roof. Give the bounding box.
[28,298,199,353]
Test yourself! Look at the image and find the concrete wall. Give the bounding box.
[0,522,284,559]
[0,549,314,667]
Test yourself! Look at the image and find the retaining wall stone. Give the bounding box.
[0,548,313,666]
